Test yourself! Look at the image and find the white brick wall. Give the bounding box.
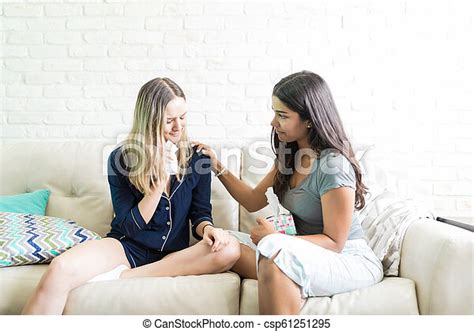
[1,0,473,221]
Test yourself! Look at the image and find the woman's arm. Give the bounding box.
[108,150,168,237]
[107,152,165,237]
[194,142,274,212]
[297,187,354,253]
[214,160,276,212]
[137,179,167,224]
[187,153,234,252]
[188,157,214,240]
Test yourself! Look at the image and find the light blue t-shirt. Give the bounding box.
[281,148,365,240]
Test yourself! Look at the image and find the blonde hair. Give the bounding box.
[121,77,192,195]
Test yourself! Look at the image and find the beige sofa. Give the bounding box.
[0,141,472,315]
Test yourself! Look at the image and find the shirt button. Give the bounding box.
[165,207,169,210]
[167,222,170,225]
[162,236,166,240]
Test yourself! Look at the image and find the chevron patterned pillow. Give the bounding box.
[0,212,101,267]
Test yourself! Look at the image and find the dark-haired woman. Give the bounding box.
[194,71,383,315]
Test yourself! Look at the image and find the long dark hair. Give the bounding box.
[272,71,368,210]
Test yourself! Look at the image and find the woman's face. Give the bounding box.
[270,96,310,144]
[164,97,187,144]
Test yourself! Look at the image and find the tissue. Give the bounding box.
[265,187,296,235]
[164,140,178,175]
[265,187,279,219]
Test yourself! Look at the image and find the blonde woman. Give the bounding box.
[22,77,240,315]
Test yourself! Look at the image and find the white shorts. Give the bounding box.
[255,233,383,298]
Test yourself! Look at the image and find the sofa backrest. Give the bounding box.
[239,142,278,233]
[0,142,240,238]
[1,142,113,236]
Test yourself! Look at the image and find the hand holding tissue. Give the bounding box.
[264,187,297,235]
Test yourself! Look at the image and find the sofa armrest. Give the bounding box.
[400,219,473,314]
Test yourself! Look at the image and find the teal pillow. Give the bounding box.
[0,189,50,216]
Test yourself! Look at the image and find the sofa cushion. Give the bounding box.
[358,190,435,276]
[239,277,419,314]
[0,264,241,314]
[63,273,241,315]
[0,212,101,267]
[0,264,48,314]
[0,189,50,215]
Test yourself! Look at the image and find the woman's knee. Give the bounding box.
[41,255,78,290]
[211,237,241,270]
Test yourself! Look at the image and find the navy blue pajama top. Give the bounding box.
[106,146,213,252]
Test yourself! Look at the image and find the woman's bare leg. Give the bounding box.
[120,236,240,279]
[22,238,130,315]
[231,244,257,279]
[258,254,306,315]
